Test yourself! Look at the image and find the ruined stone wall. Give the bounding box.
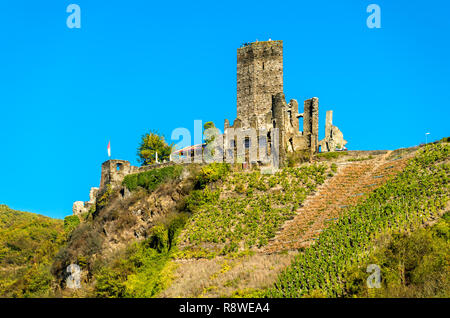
[318,110,347,152]
[303,97,319,153]
[236,41,283,128]
[99,160,139,191]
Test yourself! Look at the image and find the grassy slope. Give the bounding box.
[0,205,65,297]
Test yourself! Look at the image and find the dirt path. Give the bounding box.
[264,151,409,253]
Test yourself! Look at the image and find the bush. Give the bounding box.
[195,163,230,189]
[97,184,113,208]
[331,163,338,173]
[343,213,450,297]
[93,214,187,298]
[63,215,80,233]
[95,268,127,298]
[123,165,183,192]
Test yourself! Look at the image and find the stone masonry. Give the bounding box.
[225,40,347,162]
[318,110,347,152]
[73,40,348,214]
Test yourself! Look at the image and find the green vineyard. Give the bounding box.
[268,143,449,297]
[179,164,330,254]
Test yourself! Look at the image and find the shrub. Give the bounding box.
[148,225,169,253]
[97,184,113,208]
[93,214,187,298]
[343,212,450,297]
[95,268,127,298]
[331,163,338,173]
[63,215,80,233]
[195,163,230,189]
[123,165,183,192]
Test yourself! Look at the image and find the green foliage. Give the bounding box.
[93,215,186,298]
[267,143,449,297]
[203,121,217,146]
[343,213,450,297]
[51,222,104,280]
[94,268,128,298]
[195,163,230,189]
[330,163,338,173]
[0,205,65,297]
[181,164,328,253]
[97,184,113,208]
[123,165,183,192]
[316,151,348,160]
[148,225,169,253]
[137,130,173,166]
[63,215,80,233]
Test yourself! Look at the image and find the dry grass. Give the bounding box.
[161,252,296,298]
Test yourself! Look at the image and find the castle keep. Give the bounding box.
[225,40,346,162]
[73,40,347,215]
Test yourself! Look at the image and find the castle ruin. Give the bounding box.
[73,40,347,215]
[225,40,347,162]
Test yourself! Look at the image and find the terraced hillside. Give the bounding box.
[265,151,410,252]
[178,163,331,256]
[268,143,449,297]
[162,150,417,297]
[6,143,445,298]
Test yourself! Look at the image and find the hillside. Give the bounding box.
[0,205,65,297]
[0,142,448,298]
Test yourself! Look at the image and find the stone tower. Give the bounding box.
[302,97,319,153]
[99,159,137,190]
[236,40,283,128]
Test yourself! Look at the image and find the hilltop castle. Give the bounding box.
[225,40,346,162]
[73,40,347,215]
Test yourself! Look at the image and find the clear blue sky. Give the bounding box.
[0,0,449,218]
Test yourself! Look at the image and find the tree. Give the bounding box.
[137,131,173,166]
[203,121,216,145]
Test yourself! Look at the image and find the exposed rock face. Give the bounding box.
[96,174,190,256]
[72,201,87,216]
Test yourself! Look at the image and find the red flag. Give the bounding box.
[107,141,111,157]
